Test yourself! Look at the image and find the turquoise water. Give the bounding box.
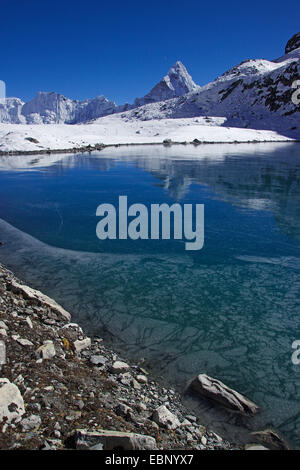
[1,143,300,446]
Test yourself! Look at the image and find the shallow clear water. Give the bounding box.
[1,143,300,446]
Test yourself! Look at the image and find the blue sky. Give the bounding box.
[1,0,299,104]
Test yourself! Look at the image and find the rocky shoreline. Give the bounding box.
[0,139,299,158]
[0,263,290,451]
[0,263,241,450]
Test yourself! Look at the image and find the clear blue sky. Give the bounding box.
[1,0,299,104]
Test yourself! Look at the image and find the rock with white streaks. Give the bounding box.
[189,374,259,415]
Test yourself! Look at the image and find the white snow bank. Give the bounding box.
[0,115,293,153]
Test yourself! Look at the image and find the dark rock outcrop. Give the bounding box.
[285,31,300,54]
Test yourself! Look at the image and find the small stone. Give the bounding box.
[21,414,41,431]
[0,329,7,337]
[115,403,134,421]
[110,361,130,374]
[132,379,141,390]
[186,414,197,422]
[152,405,180,430]
[77,400,85,410]
[25,316,33,329]
[201,435,207,445]
[74,337,91,353]
[136,374,148,384]
[36,342,56,360]
[16,338,34,347]
[0,321,8,330]
[90,355,107,366]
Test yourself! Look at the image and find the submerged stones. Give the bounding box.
[249,429,289,451]
[188,373,259,416]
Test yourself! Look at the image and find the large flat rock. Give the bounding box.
[75,429,157,450]
[189,373,259,415]
[8,279,71,321]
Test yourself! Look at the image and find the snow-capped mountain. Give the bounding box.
[20,92,127,124]
[134,61,198,107]
[120,33,300,138]
[0,61,196,125]
[0,31,299,137]
[0,98,24,124]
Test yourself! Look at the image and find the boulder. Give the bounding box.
[189,374,259,415]
[0,378,25,423]
[152,405,180,429]
[75,429,157,450]
[249,429,289,450]
[110,361,130,374]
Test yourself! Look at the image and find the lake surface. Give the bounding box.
[1,143,300,447]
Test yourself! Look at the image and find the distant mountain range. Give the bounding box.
[0,32,299,137]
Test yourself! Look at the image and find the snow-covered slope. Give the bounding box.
[119,39,300,138]
[134,61,198,107]
[0,115,292,153]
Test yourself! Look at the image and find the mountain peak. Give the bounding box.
[134,61,198,107]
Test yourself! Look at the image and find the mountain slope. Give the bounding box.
[118,35,300,138]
